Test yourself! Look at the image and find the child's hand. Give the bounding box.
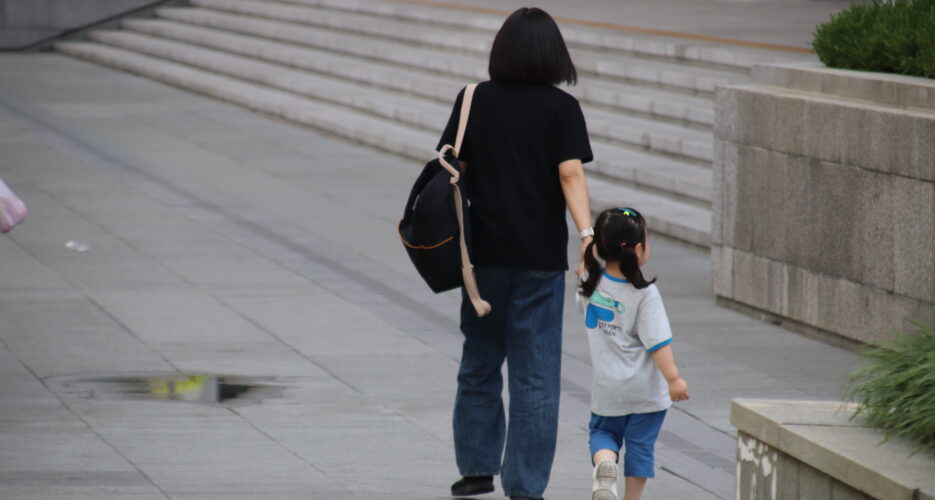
[668,377,689,402]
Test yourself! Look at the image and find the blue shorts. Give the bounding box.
[588,410,667,478]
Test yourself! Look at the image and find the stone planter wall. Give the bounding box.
[731,400,935,500]
[713,62,935,346]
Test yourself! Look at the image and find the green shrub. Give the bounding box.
[813,0,935,78]
[848,321,935,455]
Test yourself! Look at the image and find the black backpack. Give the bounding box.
[398,84,490,316]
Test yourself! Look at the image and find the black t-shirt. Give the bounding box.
[436,80,593,271]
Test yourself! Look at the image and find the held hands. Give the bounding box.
[668,377,689,402]
[576,236,592,276]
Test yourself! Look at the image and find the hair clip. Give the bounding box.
[617,207,639,218]
[620,242,627,247]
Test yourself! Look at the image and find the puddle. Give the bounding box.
[45,374,278,405]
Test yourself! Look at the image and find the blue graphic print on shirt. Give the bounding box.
[584,289,627,328]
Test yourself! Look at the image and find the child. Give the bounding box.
[577,207,689,500]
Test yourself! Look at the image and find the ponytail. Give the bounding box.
[579,240,601,297]
[618,243,655,289]
[579,207,657,296]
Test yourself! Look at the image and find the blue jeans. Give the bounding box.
[453,267,565,498]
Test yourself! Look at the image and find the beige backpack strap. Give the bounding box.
[453,184,490,317]
[454,83,476,156]
[437,83,477,182]
[447,83,490,317]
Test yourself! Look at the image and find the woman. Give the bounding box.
[437,8,593,500]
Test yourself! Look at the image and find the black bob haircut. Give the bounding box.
[488,7,577,86]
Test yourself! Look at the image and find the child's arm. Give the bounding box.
[651,345,689,402]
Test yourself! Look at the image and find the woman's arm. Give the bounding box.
[650,345,689,402]
[559,159,592,274]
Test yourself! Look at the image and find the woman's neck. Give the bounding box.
[603,262,626,281]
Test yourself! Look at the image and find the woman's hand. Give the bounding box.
[576,236,592,276]
[559,158,592,276]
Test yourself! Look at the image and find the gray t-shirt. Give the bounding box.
[577,271,673,416]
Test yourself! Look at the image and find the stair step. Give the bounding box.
[591,142,712,205]
[588,175,711,247]
[192,0,493,55]
[55,41,437,158]
[194,0,750,86]
[157,5,738,97]
[278,0,791,71]
[585,105,712,163]
[124,17,465,103]
[92,27,712,203]
[572,79,713,128]
[155,7,488,77]
[88,29,452,132]
[135,9,712,163]
[57,40,711,247]
[128,16,713,128]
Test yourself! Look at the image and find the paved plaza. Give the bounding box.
[0,51,862,499]
[0,0,877,497]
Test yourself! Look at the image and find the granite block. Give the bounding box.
[712,245,734,299]
[804,160,859,280]
[798,462,833,500]
[733,400,934,500]
[775,451,799,500]
[831,480,870,500]
[754,62,935,112]
[907,116,935,182]
[852,169,896,293]
[729,142,760,252]
[892,176,935,302]
[784,264,820,329]
[711,139,727,246]
[748,145,787,263]
[730,249,765,312]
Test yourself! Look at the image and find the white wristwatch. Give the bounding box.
[579,227,594,240]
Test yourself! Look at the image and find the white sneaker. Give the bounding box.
[591,460,618,500]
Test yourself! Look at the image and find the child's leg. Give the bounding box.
[592,452,619,500]
[623,477,647,500]
[589,413,624,466]
[589,414,625,500]
[620,410,667,500]
[592,448,617,465]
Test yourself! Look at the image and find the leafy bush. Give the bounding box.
[812,0,935,78]
[848,321,935,455]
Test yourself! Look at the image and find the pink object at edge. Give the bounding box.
[0,179,27,233]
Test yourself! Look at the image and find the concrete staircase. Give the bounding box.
[56,0,811,247]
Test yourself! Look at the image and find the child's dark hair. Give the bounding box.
[580,207,656,297]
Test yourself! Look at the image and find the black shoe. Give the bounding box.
[451,476,494,496]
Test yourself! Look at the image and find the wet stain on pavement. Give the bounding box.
[45,374,280,405]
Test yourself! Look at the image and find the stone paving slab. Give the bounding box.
[0,53,860,499]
